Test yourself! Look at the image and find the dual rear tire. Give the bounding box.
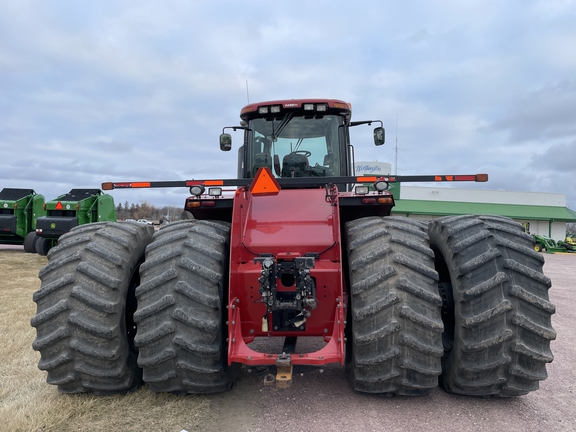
[31,220,235,394]
[32,215,555,397]
[346,215,555,397]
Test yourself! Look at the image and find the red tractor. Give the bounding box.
[32,99,555,397]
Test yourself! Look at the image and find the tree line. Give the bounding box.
[115,201,191,222]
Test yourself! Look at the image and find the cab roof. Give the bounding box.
[240,98,352,123]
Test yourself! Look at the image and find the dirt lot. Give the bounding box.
[0,247,574,432]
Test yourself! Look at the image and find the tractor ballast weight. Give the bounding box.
[0,188,45,252]
[34,189,116,255]
[32,99,555,398]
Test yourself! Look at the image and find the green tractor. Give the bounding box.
[35,189,117,255]
[532,234,567,253]
[0,188,46,252]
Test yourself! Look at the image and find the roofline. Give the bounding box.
[391,199,576,222]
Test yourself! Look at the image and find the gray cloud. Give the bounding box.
[1,0,576,211]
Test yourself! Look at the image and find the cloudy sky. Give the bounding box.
[1,0,575,210]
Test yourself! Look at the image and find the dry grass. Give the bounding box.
[0,250,214,432]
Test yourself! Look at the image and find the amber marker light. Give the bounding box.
[377,197,393,204]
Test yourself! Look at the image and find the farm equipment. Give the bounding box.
[532,234,567,253]
[31,99,555,398]
[0,188,45,252]
[34,189,116,255]
[557,232,576,252]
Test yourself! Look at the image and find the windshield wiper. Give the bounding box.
[270,112,294,142]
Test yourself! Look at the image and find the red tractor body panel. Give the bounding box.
[227,186,346,366]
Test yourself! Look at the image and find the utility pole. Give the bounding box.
[395,113,398,175]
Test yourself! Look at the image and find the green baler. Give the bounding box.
[0,188,46,252]
[35,189,116,255]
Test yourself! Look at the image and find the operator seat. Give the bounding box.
[281,153,310,177]
[252,152,272,177]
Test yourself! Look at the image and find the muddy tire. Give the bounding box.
[24,232,38,253]
[135,220,236,394]
[428,215,556,396]
[345,216,443,395]
[31,222,154,394]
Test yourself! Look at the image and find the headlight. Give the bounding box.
[208,187,222,197]
[190,185,205,196]
[374,181,389,192]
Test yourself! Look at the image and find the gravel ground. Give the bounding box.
[199,253,575,432]
[5,244,573,431]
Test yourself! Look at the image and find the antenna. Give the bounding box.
[246,80,250,104]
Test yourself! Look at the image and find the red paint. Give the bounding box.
[227,186,346,366]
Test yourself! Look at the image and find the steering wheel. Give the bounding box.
[291,150,312,157]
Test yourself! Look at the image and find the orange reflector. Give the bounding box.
[357,176,377,182]
[434,176,442,181]
[131,182,151,188]
[187,201,201,208]
[102,182,113,190]
[205,180,224,186]
[476,174,489,182]
[55,201,63,210]
[249,168,281,196]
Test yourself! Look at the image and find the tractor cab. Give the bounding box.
[220,99,384,182]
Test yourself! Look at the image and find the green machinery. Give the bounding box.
[35,189,117,255]
[557,233,576,252]
[0,188,46,252]
[532,234,570,253]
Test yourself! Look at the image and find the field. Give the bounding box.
[1,247,575,432]
[0,249,225,432]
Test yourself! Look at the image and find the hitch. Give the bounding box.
[254,254,319,331]
[275,352,293,388]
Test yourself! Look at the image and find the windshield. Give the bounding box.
[247,115,343,178]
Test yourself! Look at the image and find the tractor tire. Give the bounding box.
[533,244,542,253]
[31,222,154,394]
[428,215,556,397]
[24,232,38,253]
[135,220,236,394]
[35,236,52,256]
[345,216,444,396]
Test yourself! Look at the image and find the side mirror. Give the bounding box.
[220,133,232,151]
[373,127,385,146]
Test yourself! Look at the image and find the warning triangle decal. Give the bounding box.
[249,167,281,196]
